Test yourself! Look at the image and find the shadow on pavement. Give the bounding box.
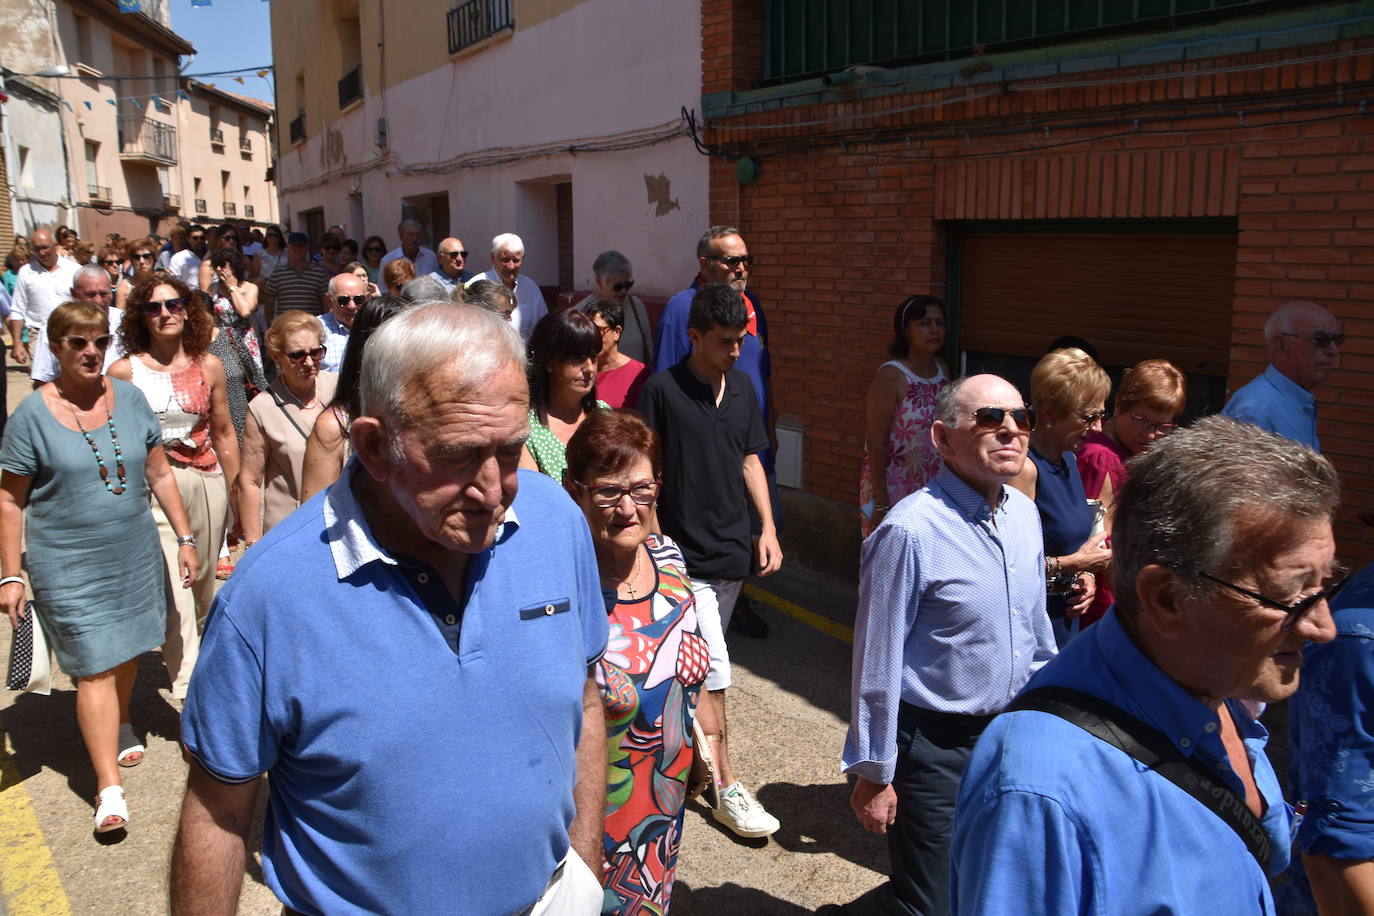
[672,880,816,915]
[754,781,889,875]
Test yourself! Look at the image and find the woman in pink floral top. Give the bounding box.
[860,295,948,537]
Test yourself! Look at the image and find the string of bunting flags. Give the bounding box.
[119,0,272,9]
[53,69,273,113]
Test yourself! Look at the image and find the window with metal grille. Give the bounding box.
[763,0,1328,83]
[447,0,513,55]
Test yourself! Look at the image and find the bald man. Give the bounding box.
[1222,300,1343,451]
[9,228,81,386]
[428,237,475,295]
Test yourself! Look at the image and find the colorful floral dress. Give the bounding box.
[859,361,946,536]
[597,534,710,915]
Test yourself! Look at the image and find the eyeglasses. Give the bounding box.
[1130,413,1179,436]
[101,259,123,267]
[141,297,185,316]
[286,346,327,364]
[971,406,1036,432]
[1198,568,1350,631]
[189,235,206,243]
[1077,410,1107,427]
[574,480,661,508]
[322,246,341,253]
[132,252,155,261]
[364,246,384,254]
[440,249,468,259]
[706,254,753,270]
[1282,331,1345,349]
[612,279,635,293]
[61,334,112,351]
[335,294,367,306]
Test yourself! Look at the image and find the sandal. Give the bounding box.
[94,786,128,833]
[117,722,144,768]
[215,559,234,580]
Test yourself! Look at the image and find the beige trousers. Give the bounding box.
[152,465,228,699]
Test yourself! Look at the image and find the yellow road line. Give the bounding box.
[745,583,854,645]
[0,745,71,915]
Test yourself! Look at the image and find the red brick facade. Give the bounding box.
[703,0,1374,569]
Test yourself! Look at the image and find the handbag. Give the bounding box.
[6,602,52,695]
[224,322,265,402]
[687,716,720,809]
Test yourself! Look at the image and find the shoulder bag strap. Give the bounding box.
[1008,686,1272,870]
[267,386,311,441]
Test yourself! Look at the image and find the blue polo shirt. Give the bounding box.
[952,609,1290,915]
[1222,364,1320,451]
[182,465,608,915]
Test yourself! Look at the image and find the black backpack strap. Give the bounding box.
[1007,686,1272,871]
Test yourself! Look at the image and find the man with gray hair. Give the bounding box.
[378,218,438,277]
[171,303,609,915]
[9,227,81,385]
[951,416,1341,915]
[69,264,127,370]
[464,232,548,341]
[318,271,368,372]
[574,250,652,365]
[823,374,1056,916]
[1221,300,1342,451]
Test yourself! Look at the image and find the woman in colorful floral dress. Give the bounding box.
[565,409,716,915]
[859,295,948,536]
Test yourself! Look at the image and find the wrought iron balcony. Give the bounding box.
[194,198,207,214]
[164,193,182,210]
[447,0,513,55]
[338,65,362,109]
[224,202,237,216]
[244,204,255,219]
[117,115,177,165]
[210,126,225,147]
[87,183,111,202]
[289,113,305,145]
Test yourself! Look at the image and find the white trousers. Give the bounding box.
[689,578,743,692]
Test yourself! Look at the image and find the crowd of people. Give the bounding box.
[0,216,1366,916]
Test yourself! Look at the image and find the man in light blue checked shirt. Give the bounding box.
[822,374,1058,916]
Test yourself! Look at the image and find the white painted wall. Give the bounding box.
[276,0,707,297]
[3,93,74,236]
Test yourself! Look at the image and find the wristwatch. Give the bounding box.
[176,534,198,548]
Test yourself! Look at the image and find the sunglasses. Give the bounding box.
[364,246,384,253]
[287,346,327,363]
[612,279,635,293]
[971,406,1036,432]
[61,334,112,351]
[1130,413,1179,436]
[1077,410,1107,427]
[706,254,753,270]
[141,297,185,316]
[335,294,367,306]
[1282,331,1345,349]
[102,259,123,267]
[1198,569,1350,631]
[132,252,155,261]
[440,250,468,259]
[574,480,661,509]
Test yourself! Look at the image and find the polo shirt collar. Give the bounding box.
[930,463,1008,523]
[321,312,348,334]
[1262,364,1315,410]
[322,460,520,581]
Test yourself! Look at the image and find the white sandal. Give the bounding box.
[94,786,128,833]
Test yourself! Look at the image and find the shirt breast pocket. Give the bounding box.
[518,598,571,621]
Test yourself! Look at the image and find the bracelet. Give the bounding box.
[1045,556,1062,580]
[0,576,23,588]
[176,534,198,548]
[874,504,890,514]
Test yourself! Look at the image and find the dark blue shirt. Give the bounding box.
[1029,447,1092,620]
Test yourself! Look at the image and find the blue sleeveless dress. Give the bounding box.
[1029,446,1092,648]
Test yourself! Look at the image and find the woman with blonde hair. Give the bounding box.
[1011,347,1111,646]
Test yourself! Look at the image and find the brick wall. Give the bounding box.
[701,5,1374,565]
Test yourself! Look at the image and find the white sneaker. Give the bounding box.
[711,781,779,838]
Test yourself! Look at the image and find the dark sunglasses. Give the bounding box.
[141,297,185,316]
[61,334,112,351]
[440,249,468,259]
[1282,331,1345,349]
[132,252,156,261]
[1198,569,1350,631]
[364,246,384,253]
[612,279,635,293]
[706,254,753,270]
[1077,410,1107,427]
[335,294,367,306]
[573,480,661,509]
[971,406,1036,432]
[101,259,123,267]
[287,346,327,364]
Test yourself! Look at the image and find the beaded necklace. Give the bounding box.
[62,386,126,495]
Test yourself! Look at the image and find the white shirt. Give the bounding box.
[379,246,438,277]
[12,258,81,382]
[104,306,127,372]
[465,270,548,342]
[169,249,203,290]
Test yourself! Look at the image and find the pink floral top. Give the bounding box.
[860,360,946,536]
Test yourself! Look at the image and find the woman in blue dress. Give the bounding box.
[1011,347,1113,647]
[0,301,199,834]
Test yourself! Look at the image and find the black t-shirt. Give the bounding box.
[639,359,768,581]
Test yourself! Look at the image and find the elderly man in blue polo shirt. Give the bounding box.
[822,374,1057,916]
[1221,299,1342,450]
[952,417,1342,915]
[171,304,608,915]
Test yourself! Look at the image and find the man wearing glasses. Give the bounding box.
[428,237,475,295]
[318,272,368,372]
[824,375,1056,916]
[169,224,209,291]
[69,265,127,370]
[1222,299,1342,451]
[951,417,1340,915]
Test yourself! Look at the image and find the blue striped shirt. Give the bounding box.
[843,464,1055,785]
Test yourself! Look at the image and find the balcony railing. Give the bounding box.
[244,204,255,219]
[210,127,225,147]
[289,113,305,145]
[240,136,252,153]
[224,202,237,216]
[87,183,111,202]
[447,0,513,55]
[164,193,182,210]
[194,198,207,214]
[338,65,362,109]
[117,115,177,165]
